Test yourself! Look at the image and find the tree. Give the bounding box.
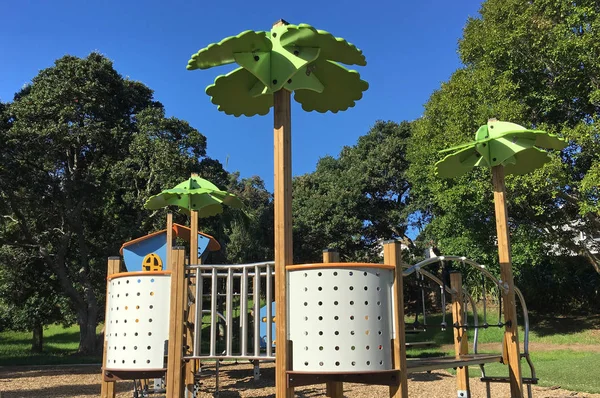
[293,120,413,262]
[407,0,600,282]
[0,53,215,353]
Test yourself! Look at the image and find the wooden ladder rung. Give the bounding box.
[480,376,539,384]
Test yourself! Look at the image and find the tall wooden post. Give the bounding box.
[186,174,200,394]
[323,249,344,398]
[384,241,409,398]
[492,165,523,397]
[166,247,186,397]
[100,257,120,398]
[450,271,470,398]
[273,30,294,396]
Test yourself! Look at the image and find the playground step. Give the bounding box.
[405,341,435,347]
[480,376,539,384]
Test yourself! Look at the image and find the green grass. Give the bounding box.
[0,324,102,366]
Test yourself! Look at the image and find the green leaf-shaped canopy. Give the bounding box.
[144,176,244,218]
[436,120,567,179]
[187,22,368,116]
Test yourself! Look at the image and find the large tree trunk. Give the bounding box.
[31,323,43,353]
[78,304,99,354]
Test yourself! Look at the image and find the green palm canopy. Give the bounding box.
[186,22,368,116]
[435,119,567,179]
[144,176,244,218]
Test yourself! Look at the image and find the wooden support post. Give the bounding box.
[450,271,470,398]
[273,33,294,396]
[166,247,186,397]
[166,212,173,271]
[492,166,523,398]
[384,241,409,398]
[186,176,200,394]
[323,249,344,398]
[100,257,120,398]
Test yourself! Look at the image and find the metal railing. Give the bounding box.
[185,261,276,362]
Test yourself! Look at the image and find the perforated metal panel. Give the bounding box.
[288,267,394,372]
[105,274,171,370]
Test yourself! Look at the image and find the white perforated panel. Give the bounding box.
[105,274,171,370]
[288,267,394,372]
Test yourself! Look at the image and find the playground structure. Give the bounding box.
[100,217,539,397]
[99,18,567,398]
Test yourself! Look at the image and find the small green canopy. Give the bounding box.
[187,23,368,116]
[436,120,567,179]
[144,176,244,218]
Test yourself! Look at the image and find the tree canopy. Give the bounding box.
[407,0,600,283]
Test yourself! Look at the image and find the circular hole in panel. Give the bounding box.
[304,302,308,307]
[333,271,338,276]
[319,362,324,366]
[147,346,151,350]
[123,346,126,350]
[318,286,322,291]
[134,346,138,350]
[126,280,130,284]
[365,330,370,335]
[149,305,153,309]
[149,318,153,323]
[304,331,308,336]
[379,331,382,335]
[364,286,368,291]
[364,301,369,305]
[349,271,353,276]
[377,301,381,306]
[125,293,129,297]
[116,320,118,323]
[350,301,354,305]
[147,360,151,364]
[304,287,308,292]
[151,278,154,283]
[376,272,380,277]
[304,316,308,321]
[114,346,117,350]
[148,332,152,336]
[304,362,309,366]
[122,360,125,364]
[124,333,127,337]
[150,292,154,296]
[118,281,121,285]
[124,319,127,323]
[378,316,382,321]
[349,286,354,291]
[377,287,381,291]
[125,306,128,310]
[136,305,140,309]
[117,294,120,298]
[319,346,323,351]
[137,292,140,296]
[350,331,355,335]
[318,316,323,321]
[335,361,340,366]
[366,345,370,350]
[379,345,383,350]
[350,315,354,320]
[364,272,368,276]
[138,279,141,283]
[365,315,369,320]
[135,332,138,336]
[335,346,339,351]
[304,346,308,351]
[333,286,338,291]
[366,361,371,366]
[334,331,339,335]
[352,361,356,366]
[136,319,139,323]
[133,360,137,364]
[334,316,339,320]
[351,346,355,350]
[319,331,323,336]
[318,301,323,306]
[380,360,384,365]
[116,307,119,311]
[304,273,308,277]
[334,301,338,305]
[318,272,322,277]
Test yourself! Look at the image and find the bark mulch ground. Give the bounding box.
[2,362,599,398]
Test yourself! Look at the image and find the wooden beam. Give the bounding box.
[492,165,524,398]
[322,249,343,398]
[186,174,200,394]
[384,241,409,398]
[166,247,186,397]
[166,212,173,271]
[100,257,120,398]
[273,31,294,396]
[450,271,470,398]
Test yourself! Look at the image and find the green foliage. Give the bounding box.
[407,0,600,293]
[293,120,412,262]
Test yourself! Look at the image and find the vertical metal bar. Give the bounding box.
[266,262,273,357]
[253,265,261,357]
[193,269,203,357]
[420,271,427,326]
[241,267,248,356]
[210,268,217,357]
[226,268,233,356]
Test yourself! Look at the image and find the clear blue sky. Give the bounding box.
[2,0,481,194]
